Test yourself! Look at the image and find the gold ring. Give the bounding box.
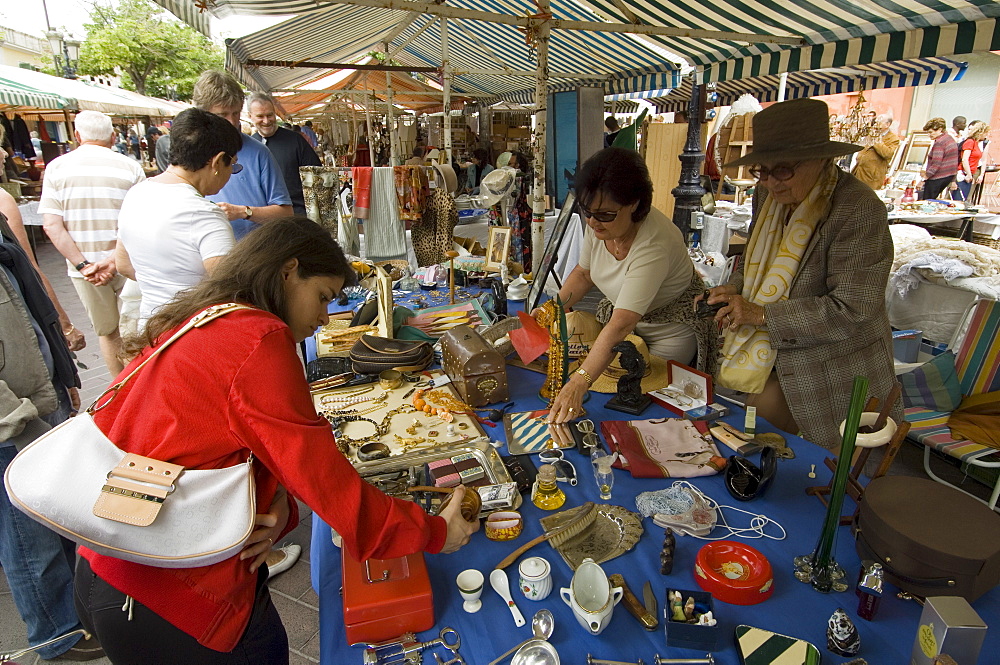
[568,407,575,412]
[266,537,273,547]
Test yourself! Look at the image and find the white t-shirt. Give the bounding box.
[117,181,234,323]
[580,206,696,361]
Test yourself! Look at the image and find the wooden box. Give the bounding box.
[440,325,509,406]
[342,550,434,645]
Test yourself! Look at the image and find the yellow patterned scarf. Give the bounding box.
[717,163,839,393]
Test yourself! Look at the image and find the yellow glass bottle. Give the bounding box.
[531,465,566,510]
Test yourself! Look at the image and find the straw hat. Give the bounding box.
[566,314,671,394]
[433,162,459,194]
[724,98,861,168]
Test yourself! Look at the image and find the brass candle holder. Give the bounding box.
[445,250,459,304]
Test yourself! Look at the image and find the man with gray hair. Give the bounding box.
[40,110,145,374]
[192,70,291,240]
[851,113,899,191]
[247,92,320,215]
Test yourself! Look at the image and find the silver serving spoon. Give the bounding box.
[488,609,554,665]
[489,569,526,628]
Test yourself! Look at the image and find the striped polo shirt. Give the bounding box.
[38,144,146,278]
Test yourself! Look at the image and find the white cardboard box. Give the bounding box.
[911,596,987,665]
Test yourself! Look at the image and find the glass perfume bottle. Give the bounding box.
[593,452,615,501]
[531,465,566,510]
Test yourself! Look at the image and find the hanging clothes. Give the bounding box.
[37,116,51,142]
[352,167,372,219]
[299,166,340,240]
[508,170,533,272]
[413,188,459,267]
[12,115,36,159]
[364,167,407,262]
[393,165,430,222]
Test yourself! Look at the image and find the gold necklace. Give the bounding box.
[166,169,204,196]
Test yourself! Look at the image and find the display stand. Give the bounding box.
[716,113,754,202]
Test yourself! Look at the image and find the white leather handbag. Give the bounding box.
[4,303,257,568]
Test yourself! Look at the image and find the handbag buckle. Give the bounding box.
[93,454,185,527]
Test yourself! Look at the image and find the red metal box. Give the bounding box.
[341,550,435,645]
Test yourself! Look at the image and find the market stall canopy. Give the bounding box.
[647,56,970,113]
[0,66,182,117]
[155,0,999,87]
[164,0,682,101]
[270,64,473,115]
[0,75,74,114]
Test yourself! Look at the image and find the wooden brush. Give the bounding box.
[494,502,598,570]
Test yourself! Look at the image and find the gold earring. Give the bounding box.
[214,170,219,176]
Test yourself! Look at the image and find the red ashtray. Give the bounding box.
[694,541,773,605]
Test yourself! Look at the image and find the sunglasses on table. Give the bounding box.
[748,162,801,182]
[537,449,578,486]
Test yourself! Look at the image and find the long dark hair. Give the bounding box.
[124,217,355,356]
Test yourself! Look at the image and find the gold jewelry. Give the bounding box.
[428,430,439,437]
[574,367,593,386]
[266,537,273,547]
[458,422,469,430]
[63,324,77,337]
[760,307,766,327]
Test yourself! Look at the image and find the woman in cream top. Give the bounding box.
[541,148,699,423]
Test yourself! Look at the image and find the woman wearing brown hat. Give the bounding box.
[541,148,717,424]
[703,98,899,449]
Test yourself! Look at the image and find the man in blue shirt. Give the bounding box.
[192,71,292,240]
[300,120,318,149]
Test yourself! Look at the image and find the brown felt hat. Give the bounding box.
[433,163,459,194]
[724,98,861,168]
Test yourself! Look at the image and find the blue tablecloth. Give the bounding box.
[307,296,1000,664]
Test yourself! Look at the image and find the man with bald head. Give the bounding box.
[247,92,320,216]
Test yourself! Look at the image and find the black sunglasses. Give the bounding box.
[748,162,801,182]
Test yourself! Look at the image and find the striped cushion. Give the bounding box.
[905,406,994,462]
[900,351,962,412]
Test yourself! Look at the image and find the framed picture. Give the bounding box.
[527,190,576,313]
[485,226,512,271]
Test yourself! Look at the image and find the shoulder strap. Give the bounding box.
[89,303,252,414]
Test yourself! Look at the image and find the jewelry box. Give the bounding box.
[647,361,713,416]
[439,325,509,406]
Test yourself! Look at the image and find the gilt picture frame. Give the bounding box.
[485,226,513,271]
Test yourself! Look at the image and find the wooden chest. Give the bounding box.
[341,551,434,645]
[440,325,509,407]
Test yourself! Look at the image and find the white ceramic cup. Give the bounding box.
[518,556,553,601]
[559,557,623,635]
[457,568,484,613]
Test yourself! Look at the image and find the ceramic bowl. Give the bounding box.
[694,541,773,605]
[839,412,897,449]
[485,511,523,541]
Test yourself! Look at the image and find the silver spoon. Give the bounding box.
[488,609,554,665]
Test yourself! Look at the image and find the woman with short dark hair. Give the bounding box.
[114,107,244,330]
[542,147,709,424]
[465,147,494,194]
[79,217,478,664]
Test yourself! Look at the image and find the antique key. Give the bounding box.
[364,627,462,665]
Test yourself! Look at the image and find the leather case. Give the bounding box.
[350,334,433,374]
[854,475,1000,601]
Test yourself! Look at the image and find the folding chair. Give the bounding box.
[905,298,1000,511]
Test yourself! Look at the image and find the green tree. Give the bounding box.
[78,0,223,100]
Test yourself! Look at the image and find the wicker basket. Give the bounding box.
[480,315,522,358]
[971,232,1000,250]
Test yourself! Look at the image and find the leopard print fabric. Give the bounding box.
[300,166,340,240]
[412,188,458,267]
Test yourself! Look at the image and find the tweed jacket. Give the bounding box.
[728,169,899,448]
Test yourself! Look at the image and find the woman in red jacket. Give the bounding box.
[74,216,478,664]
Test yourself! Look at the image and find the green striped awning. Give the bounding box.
[649,56,969,113]
[0,78,72,111]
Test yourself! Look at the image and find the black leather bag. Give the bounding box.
[349,335,433,374]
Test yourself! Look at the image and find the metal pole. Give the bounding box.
[384,41,398,165]
[531,6,551,274]
[365,98,375,166]
[441,16,452,164]
[777,72,789,102]
[670,73,706,242]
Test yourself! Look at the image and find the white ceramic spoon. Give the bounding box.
[489,569,526,627]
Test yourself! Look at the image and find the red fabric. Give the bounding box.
[961,138,983,174]
[926,133,959,180]
[82,307,445,652]
[352,166,372,220]
[37,116,51,142]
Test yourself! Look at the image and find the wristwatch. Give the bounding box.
[74,260,91,272]
[244,206,253,219]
